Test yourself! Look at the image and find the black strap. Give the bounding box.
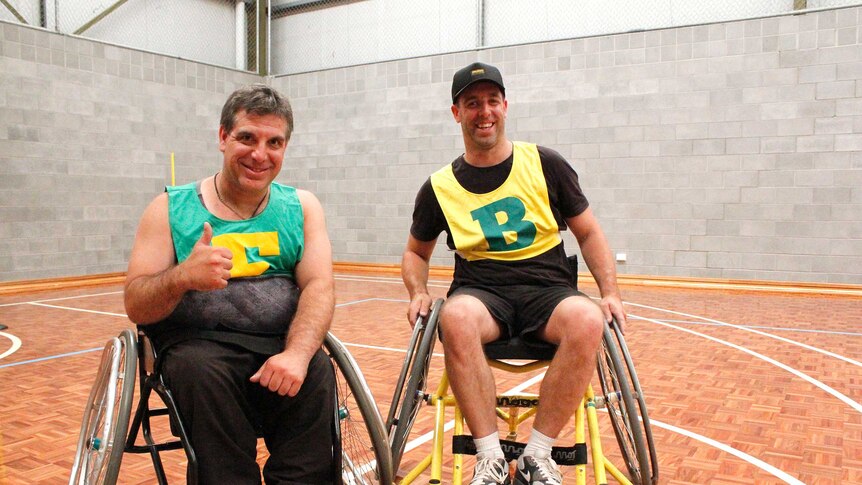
[451,435,587,466]
[149,328,284,370]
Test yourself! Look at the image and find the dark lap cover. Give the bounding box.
[166,276,300,335]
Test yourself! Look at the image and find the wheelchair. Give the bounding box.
[69,328,394,485]
[387,275,658,484]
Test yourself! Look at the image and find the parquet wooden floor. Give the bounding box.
[1,272,860,484]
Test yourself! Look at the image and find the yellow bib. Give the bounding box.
[431,142,561,261]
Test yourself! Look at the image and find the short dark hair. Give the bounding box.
[220,84,295,141]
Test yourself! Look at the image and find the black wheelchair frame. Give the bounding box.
[69,329,394,485]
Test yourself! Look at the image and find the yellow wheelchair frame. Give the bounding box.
[388,299,658,485]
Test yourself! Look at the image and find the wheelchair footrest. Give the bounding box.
[452,435,587,466]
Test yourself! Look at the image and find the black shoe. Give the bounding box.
[513,455,562,485]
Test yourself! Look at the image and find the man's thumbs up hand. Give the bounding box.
[181,222,234,291]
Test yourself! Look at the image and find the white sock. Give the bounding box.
[523,428,555,460]
[474,433,504,460]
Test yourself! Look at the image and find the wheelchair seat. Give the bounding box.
[483,336,557,361]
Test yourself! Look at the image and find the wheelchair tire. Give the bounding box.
[387,298,442,474]
[69,328,137,485]
[607,322,659,484]
[596,321,654,485]
[325,332,394,485]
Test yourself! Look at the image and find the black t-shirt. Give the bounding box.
[410,145,589,289]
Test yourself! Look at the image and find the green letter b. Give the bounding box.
[470,197,536,252]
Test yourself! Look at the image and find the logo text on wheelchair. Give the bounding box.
[496,395,540,408]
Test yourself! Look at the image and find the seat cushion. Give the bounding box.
[483,337,557,361]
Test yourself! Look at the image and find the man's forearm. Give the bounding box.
[284,277,334,359]
[124,267,188,325]
[579,232,620,299]
[402,250,430,298]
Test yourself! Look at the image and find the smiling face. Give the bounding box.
[451,81,508,157]
[218,110,288,194]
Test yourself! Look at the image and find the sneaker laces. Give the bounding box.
[471,457,509,484]
[521,456,561,485]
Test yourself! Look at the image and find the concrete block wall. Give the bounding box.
[1,5,861,284]
[0,22,259,281]
[276,6,862,284]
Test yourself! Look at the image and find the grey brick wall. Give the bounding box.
[275,6,862,284]
[0,22,259,281]
[1,5,860,284]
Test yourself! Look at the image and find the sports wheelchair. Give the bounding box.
[387,267,658,484]
[69,328,394,485]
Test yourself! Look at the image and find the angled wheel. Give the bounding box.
[387,298,442,473]
[607,321,658,484]
[70,329,137,485]
[325,333,394,484]
[596,320,657,485]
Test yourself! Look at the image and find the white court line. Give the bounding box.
[341,341,445,359]
[1,283,809,480]
[18,295,406,317]
[0,290,123,307]
[647,319,862,337]
[335,274,451,285]
[2,296,436,364]
[335,274,452,290]
[399,368,804,483]
[648,418,803,485]
[337,297,407,307]
[631,312,862,414]
[0,331,22,360]
[627,301,862,368]
[0,275,408,308]
[27,302,128,318]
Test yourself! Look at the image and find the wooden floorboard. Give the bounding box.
[1,274,860,484]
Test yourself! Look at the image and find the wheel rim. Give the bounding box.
[388,299,441,473]
[596,325,650,484]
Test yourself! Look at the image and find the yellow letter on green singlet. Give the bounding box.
[212,232,280,277]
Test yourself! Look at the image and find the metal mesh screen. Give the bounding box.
[1,0,260,72]
[2,0,860,74]
[269,0,862,75]
[482,0,805,46]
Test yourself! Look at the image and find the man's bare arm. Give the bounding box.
[250,190,334,396]
[124,194,233,325]
[566,207,627,330]
[285,189,335,358]
[401,235,438,326]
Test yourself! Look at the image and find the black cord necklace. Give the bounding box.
[213,172,268,220]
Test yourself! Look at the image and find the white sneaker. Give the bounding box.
[471,456,512,485]
[514,455,562,485]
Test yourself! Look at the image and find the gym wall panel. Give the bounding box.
[1,4,860,284]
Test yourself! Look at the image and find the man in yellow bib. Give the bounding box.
[402,62,628,485]
[124,84,336,483]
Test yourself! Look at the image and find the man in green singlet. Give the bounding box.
[402,62,628,485]
[125,84,336,484]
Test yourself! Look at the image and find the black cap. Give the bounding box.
[451,62,505,104]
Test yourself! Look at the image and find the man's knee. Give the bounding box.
[439,296,497,346]
[550,298,604,348]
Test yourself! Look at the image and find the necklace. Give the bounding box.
[213,172,269,220]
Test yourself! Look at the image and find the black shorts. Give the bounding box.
[449,284,587,341]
